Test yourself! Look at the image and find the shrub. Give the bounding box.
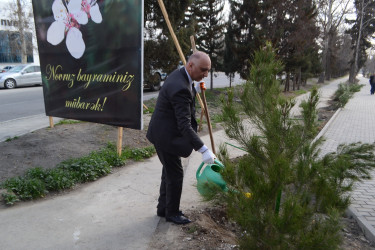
[44,168,75,191]
[25,167,49,180]
[143,107,155,114]
[333,83,363,108]
[123,146,156,161]
[215,43,375,249]
[2,176,47,200]
[2,191,19,206]
[94,143,127,167]
[58,157,111,182]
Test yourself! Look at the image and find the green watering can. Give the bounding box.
[196,159,227,196]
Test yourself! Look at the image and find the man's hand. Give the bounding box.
[202,149,215,164]
[198,145,216,164]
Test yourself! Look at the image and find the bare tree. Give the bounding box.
[316,0,352,83]
[347,0,375,84]
[363,51,375,76]
[3,0,35,63]
[332,33,353,77]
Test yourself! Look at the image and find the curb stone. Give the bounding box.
[312,107,342,144]
[346,205,375,244]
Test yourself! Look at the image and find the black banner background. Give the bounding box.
[32,0,143,129]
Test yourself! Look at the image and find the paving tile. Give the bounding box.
[365,216,375,221]
[315,75,375,243]
[359,204,375,209]
[357,211,371,216]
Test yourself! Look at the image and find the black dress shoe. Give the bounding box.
[157,210,184,217]
[166,215,191,225]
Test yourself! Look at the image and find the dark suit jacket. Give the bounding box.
[146,67,204,157]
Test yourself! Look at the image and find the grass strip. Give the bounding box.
[0,143,155,206]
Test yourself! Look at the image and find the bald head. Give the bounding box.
[188,51,210,63]
[186,51,211,82]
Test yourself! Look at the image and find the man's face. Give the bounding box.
[188,57,211,82]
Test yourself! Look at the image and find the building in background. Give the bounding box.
[0,0,39,66]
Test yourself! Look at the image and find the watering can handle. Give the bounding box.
[196,162,205,179]
[196,159,225,179]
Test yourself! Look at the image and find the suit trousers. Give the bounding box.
[155,146,184,217]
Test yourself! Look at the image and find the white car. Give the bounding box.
[0,64,42,89]
[0,65,14,73]
[144,67,167,91]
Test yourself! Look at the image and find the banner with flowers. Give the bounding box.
[31,0,143,129]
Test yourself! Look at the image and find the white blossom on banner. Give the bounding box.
[47,0,102,59]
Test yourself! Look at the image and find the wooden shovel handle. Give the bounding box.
[200,82,216,154]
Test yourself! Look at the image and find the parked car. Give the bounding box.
[159,71,167,81]
[0,64,42,89]
[177,61,184,69]
[0,65,14,73]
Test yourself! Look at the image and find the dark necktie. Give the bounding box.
[191,82,196,115]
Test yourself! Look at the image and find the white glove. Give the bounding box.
[198,145,216,164]
[202,149,216,164]
[194,81,206,93]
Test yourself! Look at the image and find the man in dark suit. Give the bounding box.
[146,51,216,224]
[370,74,375,95]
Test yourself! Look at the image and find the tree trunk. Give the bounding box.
[297,67,301,90]
[284,73,290,92]
[349,63,356,84]
[16,0,27,63]
[318,0,333,84]
[326,36,332,81]
[350,0,365,84]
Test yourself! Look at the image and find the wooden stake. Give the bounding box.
[189,35,206,127]
[156,1,205,112]
[198,109,206,131]
[49,116,54,128]
[143,103,149,110]
[199,108,205,131]
[190,35,197,52]
[157,0,186,65]
[117,127,123,156]
[200,82,216,154]
[196,89,205,113]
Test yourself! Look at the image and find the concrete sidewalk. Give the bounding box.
[290,75,344,116]
[316,75,375,243]
[0,129,243,250]
[0,115,63,142]
[291,75,375,243]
